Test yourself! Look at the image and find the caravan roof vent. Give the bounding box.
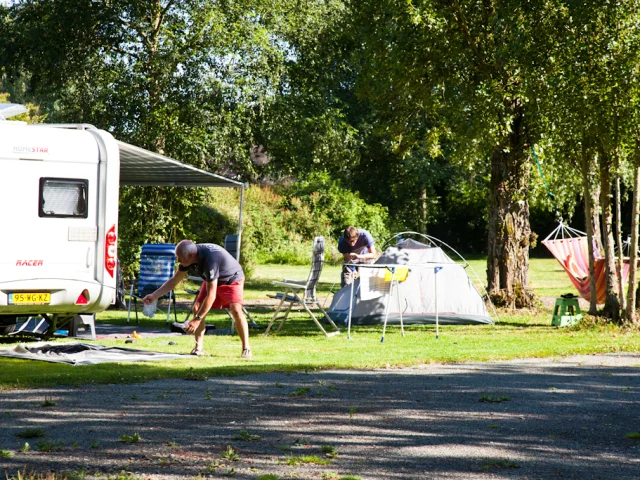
[0,103,28,121]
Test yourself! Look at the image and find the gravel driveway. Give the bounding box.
[1,353,640,480]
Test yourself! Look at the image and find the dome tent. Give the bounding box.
[327,235,494,326]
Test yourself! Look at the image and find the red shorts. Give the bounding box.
[196,280,244,309]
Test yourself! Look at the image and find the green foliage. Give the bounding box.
[288,387,311,397]
[256,1,362,180]
[15,428,45,439]
[118,186,204,278]
[1,0,327,277]
[256,0,508,251]
[40,396,56,407]
[320,445,338,458]
[480,459,520,470]
[186,202,236,247]
[106,473,140,480]
[204,186,321,269]
[36,440,64,452]
[183,368,208,381]
[286,455,331,466]
[203,183,386,269]
[242,187,330,266]
[479,394,511,403]
[260,95,361,179]
[119,433,141,443]
[221,445,239,461]
[277,172,390,242]
[233,430,261,441]
[7,0,640,308]
[0,92,47,124]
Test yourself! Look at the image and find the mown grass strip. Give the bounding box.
[0,260,638,390]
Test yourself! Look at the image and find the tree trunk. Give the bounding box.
[626,165,640,324]
[599,153,621,321]
[580,145,598,315]
[487,101,535,308]
[590,185,603,254]
[614,175,626,311]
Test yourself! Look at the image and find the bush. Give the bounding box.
[201,180,390,270]
[118,180,391,278]
[117,186,204,278]
[276,172,390,243]
[205,186,332,269]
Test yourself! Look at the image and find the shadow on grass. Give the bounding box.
[2,359,640,480]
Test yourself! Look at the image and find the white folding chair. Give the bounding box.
[265,236,340,337]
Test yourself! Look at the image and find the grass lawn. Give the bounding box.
[0,257,638,390]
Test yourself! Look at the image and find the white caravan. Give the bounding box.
[0,116,120,336]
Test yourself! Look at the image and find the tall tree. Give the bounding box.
[0,0,307,266]
[545,1,640,321]
[346,0,568,307]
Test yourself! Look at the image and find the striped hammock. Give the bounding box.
[542,223,630,304]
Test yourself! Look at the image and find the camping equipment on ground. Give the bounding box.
[0,342,186,365]
[6,314,95,339]
[551,295,583,327]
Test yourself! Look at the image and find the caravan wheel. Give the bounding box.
[0,323,16,335]
[0,315,18,336]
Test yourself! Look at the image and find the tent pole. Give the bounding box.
[347,273,355,340]
[236,183,245,261]
[434,266,440,340]
[397,276,404,337]
[381,267,395,343]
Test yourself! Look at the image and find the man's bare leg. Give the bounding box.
[229,302,251,356]
[193,318,206,354]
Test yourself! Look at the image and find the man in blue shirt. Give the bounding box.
[337,226,377,286]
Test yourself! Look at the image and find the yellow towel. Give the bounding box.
[384,267,409,282]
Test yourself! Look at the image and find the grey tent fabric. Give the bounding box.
[0,343,186,365]
[328,239,493,326]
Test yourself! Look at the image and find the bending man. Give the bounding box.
[143,240,252,358]
[337,226,377,287]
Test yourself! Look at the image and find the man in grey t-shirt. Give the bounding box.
[143,240,251,358]
[181,243,245,286]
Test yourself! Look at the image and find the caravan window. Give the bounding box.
[39,178,88,218]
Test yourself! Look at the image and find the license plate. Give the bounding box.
[8,293,51,305]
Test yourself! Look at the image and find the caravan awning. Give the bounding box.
[117,141,243,188]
